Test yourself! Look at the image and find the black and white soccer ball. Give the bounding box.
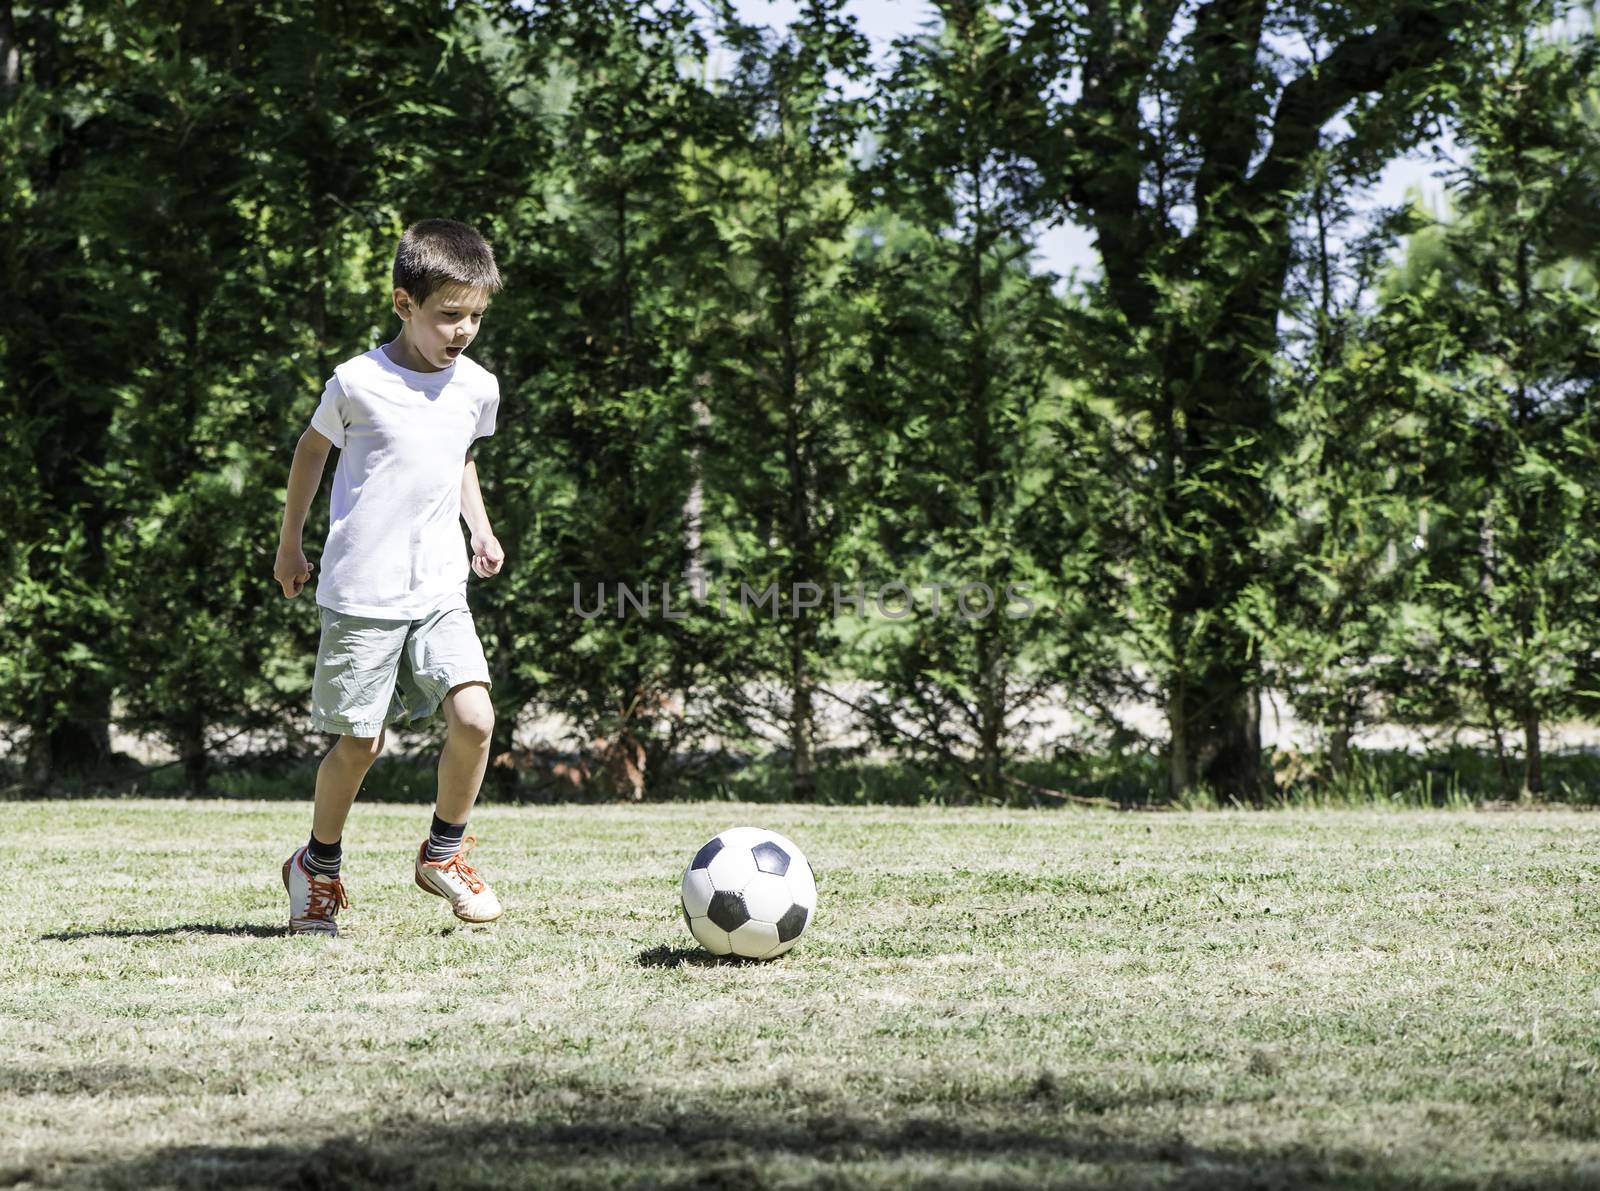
[680,827,817,960]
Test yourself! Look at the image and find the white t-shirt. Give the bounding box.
[308,346,499,619]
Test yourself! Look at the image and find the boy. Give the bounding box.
[272,218,507,936]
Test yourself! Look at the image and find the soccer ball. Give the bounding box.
[680,827,817,960]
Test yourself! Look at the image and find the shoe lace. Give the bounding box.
[306,875,349,920]
[428,835,485,894]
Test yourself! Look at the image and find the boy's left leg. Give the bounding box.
[414,681,502,921]
[434,680,494,825]
[390,605,502,922]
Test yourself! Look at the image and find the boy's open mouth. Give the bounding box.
[445,345,463,358]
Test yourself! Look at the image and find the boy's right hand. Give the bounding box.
[274,544,314,598]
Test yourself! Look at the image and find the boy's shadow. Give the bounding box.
[44,933,769,954]
[41,924,288,941]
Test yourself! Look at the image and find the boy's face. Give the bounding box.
[393,282,491,371]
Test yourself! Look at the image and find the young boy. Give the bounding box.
[272,218,507,936]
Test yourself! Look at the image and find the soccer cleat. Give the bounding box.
[282,847,349,936]
[414,835,502,923]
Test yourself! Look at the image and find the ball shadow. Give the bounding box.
[633,944,764,968]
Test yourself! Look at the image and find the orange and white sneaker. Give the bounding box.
[414,836,502,923]
[282,847,349,936]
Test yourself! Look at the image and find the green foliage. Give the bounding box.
[2,0,493,792]
[1242,154,1435,772]
[1004,0,1567,799]
[5,0,1600,804]
[1368,25,1600,793]
[469,1,724,798]
[837,4,1120,803]
[679,0,876,799]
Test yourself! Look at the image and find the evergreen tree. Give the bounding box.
[488,0,722,797]
[374,3,576,791]
[846,2,1091,801]
[1241,152,1431,777]
[1,0,142,787]
[1,0,508,792]
[120,1,488,793]
[682,0,873,799]
[1375,25,1600,793]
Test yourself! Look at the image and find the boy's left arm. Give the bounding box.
[462,452,505,578]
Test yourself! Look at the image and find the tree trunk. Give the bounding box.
[1484,691,1513,795]
[976,609,1005,802]
[964,131,1005,804]
[486,713,520,799]
[1166,673,1190,799]
[1169,671,1268,802]
[685,393,710,601]
[26,709,114,794]
[1328,722,1353,777]
[774,168,820,803]
[789,627,816,801]
[181,716,210,798]
[0,0,19,98]
[1522,710,1543,798]
[976,676,1004,801]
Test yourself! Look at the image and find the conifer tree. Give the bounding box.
[1,0,140,786]
[846,2,1092,800]
[489,0,722,797]
[681,0,873,799]
[1374,25,1600,793]
[1241,147,1430,776]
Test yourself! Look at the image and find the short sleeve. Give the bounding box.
[309,376,347,448]
[474,378,499,441]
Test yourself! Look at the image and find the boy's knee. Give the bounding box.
[447,684,494,748]
[337,729,385,764]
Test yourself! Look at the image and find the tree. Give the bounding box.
[1373,24,1600,793]
[1003,0,1554,798]
[0,0,142,787]
[484,0,722,798]
[682,0,874,799]
[1,0,506,793]
[841,2,1099,801]
[1239,150,1433,776]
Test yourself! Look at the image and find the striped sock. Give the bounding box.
[305,834,341,880]
[425,813,466,863]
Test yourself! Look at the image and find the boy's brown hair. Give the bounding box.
[393,219,502,306]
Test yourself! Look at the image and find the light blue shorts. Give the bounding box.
[311,603,491,737]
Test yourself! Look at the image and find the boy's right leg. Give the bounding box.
[284,732,385,936]
[313,729,386,845]
[288,608,411,936]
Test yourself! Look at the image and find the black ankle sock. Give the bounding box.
[305,834,342,879]
[426,813,466,862]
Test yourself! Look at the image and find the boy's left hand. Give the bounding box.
[471,532,505,579]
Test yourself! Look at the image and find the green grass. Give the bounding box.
[4,801,1600,1189]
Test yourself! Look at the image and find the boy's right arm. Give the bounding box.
[274,427,334,599]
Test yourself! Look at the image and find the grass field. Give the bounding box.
[4,801,1600,1189]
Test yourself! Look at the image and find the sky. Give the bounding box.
[717,0,1460,286]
